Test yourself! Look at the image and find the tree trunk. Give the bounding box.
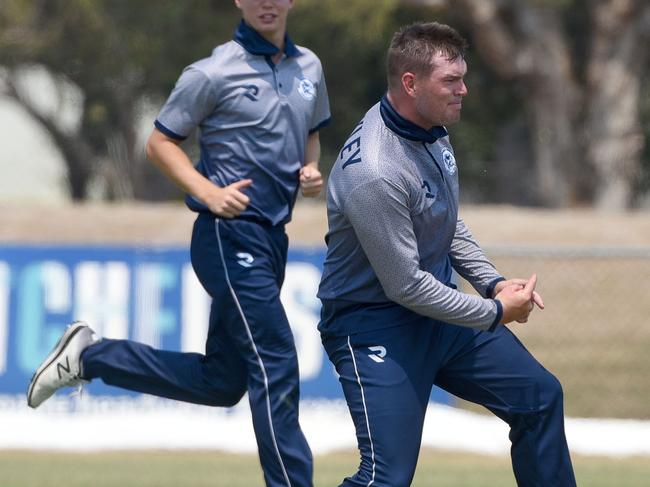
[452,0,582,207]
[449,0,650,208]
[1,70,94,200]
[516,7,582,207]
[584,0,650,209]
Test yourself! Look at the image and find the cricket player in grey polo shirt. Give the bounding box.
[27,2,330,486]
[318,22,576,487]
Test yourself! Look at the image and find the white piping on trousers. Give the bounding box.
[215,219,292,487]
[347,335,376,486]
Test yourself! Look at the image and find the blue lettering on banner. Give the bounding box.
[0,244,451,404]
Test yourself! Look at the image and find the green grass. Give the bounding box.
[1,450,649,487]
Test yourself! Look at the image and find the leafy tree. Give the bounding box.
[0,0,240,200]
[446,0,650,208]
[1,0,649,208]
[290,0,436,168]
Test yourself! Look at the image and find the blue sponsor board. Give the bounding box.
[0,244,451,404]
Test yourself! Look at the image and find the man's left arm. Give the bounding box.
[449,218,505,298]
[451,219,544,312]
[300,131,323,197]
[300,59,330,198]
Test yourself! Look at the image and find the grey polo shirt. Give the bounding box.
[318,95,504,336]
[155,20,331,225]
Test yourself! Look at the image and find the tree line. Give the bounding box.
[1,0,649,209]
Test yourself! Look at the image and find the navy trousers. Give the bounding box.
[82,213,313,487]
[322,320,576,487]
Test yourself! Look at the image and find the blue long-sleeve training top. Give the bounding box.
[318,95,504,336]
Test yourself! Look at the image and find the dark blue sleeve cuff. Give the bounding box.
[488,299,503,332]
[485,276,506,298]
[154,120,187,141]
[309,116,332,134]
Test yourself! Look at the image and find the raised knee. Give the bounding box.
[203,381,246,407]
[218,387,246,407]
[201,368,247,407]
[507,370,564,421]
[538,370,564,407]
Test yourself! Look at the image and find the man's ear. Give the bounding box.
[401,72,417,98]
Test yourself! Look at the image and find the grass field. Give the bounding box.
[1,450,649,487]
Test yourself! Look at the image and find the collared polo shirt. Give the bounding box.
[155,20,331,225]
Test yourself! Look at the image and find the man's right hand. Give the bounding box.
[204,179,253,218]
[495,274,539,324]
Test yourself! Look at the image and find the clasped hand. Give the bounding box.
[204,165,323,219]
[494,275,544,324]
[205,179,253,218]
[300,166,323,197]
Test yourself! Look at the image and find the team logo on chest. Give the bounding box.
[297,76,316,101]
[442,148,457,175]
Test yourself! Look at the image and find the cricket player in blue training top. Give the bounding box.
[318,22,576,487]
[27,1,330,486]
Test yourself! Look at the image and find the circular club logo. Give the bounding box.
[297,77,316,101]
[442,148,457,175]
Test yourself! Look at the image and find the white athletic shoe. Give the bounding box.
[27,321,99,409]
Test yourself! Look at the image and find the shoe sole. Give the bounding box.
[27,321,88,408]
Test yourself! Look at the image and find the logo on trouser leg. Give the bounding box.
[236,252,254,268]
[368,346,386,363]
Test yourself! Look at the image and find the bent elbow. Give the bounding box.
[144,137,156,163]
[384,286,410,307]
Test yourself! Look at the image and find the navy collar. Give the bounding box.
[234,20,300,58]
[380,95,448,144]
